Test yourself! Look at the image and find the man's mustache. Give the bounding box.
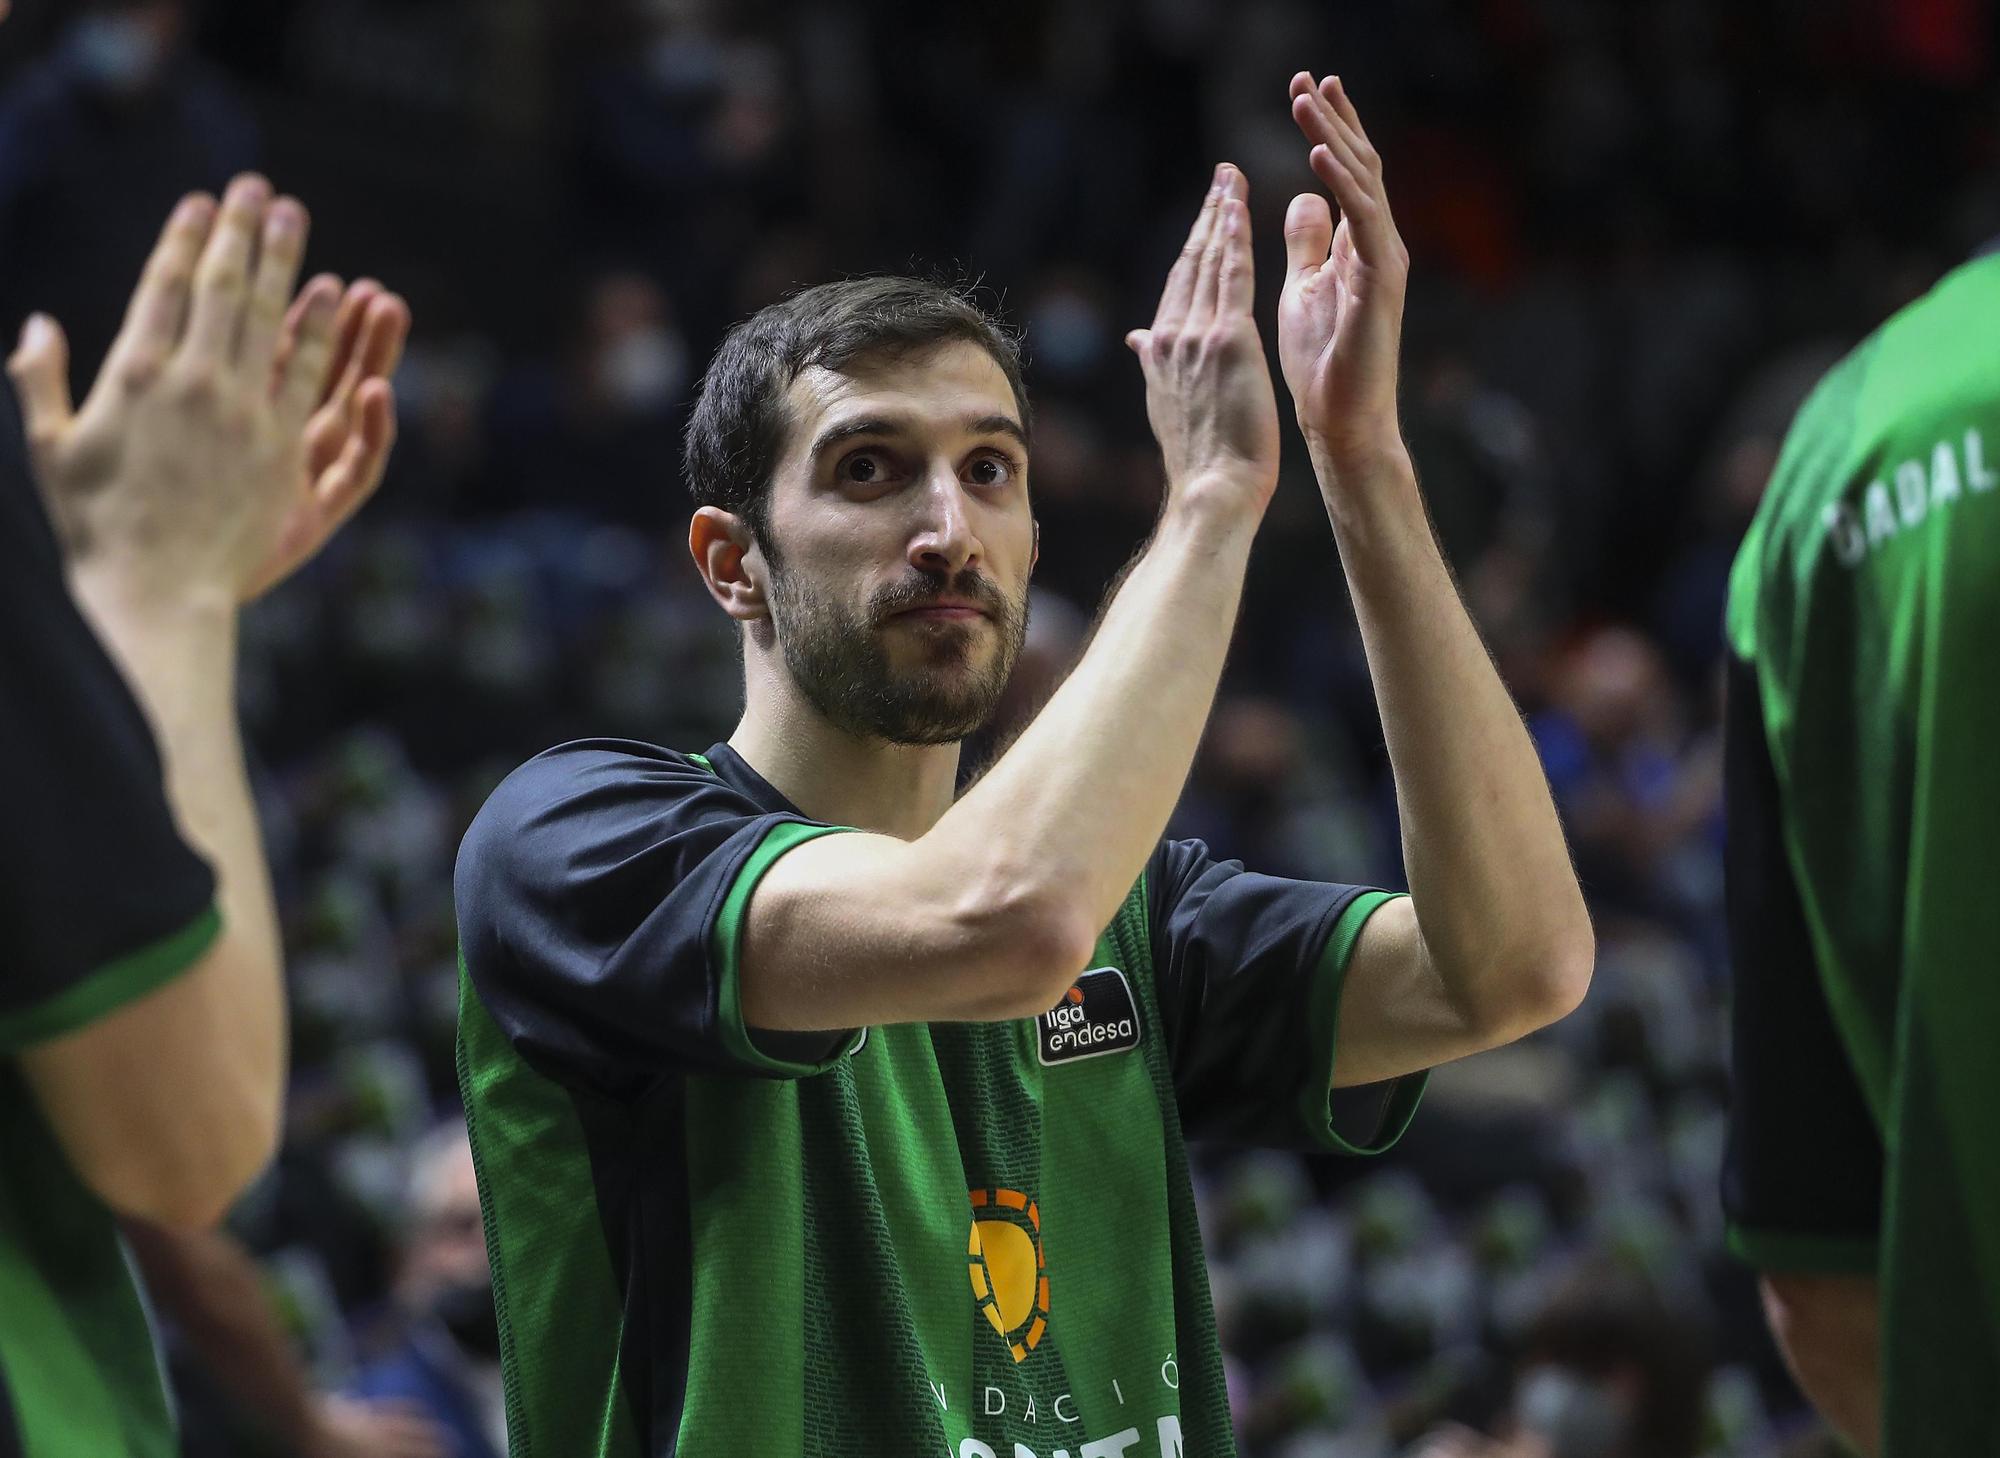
[871,570,1010,622]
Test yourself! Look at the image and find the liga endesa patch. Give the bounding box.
[1036,968,1142,1066]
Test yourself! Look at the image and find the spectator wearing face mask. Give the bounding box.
[483,268,690,527]
[346,1124,504,1458]
[0,0,258,401]
[1408,1259,1709,1458]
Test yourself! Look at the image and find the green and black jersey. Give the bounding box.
[455,739,1425,1457]
[1722,249,2000,1453]
[0,465,221,1458]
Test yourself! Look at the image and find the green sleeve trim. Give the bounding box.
[1726,1224,1879,1274]
[1300,891,1428,1156]
[711,821,859,1077]
[0,903,223,1052]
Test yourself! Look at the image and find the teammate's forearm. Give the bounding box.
[67,569,287,1157]
[933,496,1256,956]
[1313,444,1591,1031]
[123,1221,323,1449]
[1762,1274,1881,1456]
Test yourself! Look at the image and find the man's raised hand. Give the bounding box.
[1278,72,1411,471]
[6,173,407,606]
[1127,163,1282,518]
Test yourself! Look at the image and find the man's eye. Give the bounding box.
[840,452,884,483]
[967,454,1017,487]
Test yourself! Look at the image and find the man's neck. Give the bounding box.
[727,664,962,841]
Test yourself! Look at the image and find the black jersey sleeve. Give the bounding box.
[1721,653,1883,1273]
[0,470,219,1053]
[1145,839,1426,1155]
[454,740,859,1097]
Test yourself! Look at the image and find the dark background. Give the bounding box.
[2,1,1991,1453]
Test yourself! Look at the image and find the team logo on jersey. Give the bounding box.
[1037,967,1142,1066]
[967,1187,1049,1363]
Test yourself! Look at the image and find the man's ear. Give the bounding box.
[688,507,768,622]
[1030,516,1041,575]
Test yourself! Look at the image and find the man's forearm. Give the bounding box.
[937,500,1258,945]
[1313,444,1591,1032]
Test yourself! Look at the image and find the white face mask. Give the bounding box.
[599,327,687,413]
[1516,1366,1632,1458]
[72,14,167,95]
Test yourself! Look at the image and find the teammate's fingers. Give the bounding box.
[312,379,397,531]
[1283,192,1334,279]
[314,278,384,403]
[354,291,411,383]
[239,196,310,384]
[270,272,348,396]
[106,193,214,381]
[339,280,388,367]
[347,378,398,493]
[1155,164,1228,328]
[274,276,343,427]
[7,314,74,449]
[183,173,271,364]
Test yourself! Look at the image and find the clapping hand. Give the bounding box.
[1277,72,1411,473]
[1126,163,1283,520]
[7,174,408,606]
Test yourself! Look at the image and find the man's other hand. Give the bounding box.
[1126,162,1282,522]
[1277,72,1411,474]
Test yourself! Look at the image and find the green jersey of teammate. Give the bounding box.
[0,462,224,1458]
[456,741,1424,1457]
[1723,249,2000,1454]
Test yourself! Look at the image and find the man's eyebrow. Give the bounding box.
[808,416,905,460]
[807,412,1030,460]
[965,414,1030,451]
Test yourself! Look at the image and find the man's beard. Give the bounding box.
[766,560,1029,746]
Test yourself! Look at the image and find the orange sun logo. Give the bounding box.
[966,1187,1049,1363]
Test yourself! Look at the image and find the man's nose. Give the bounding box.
[909,467,982,576]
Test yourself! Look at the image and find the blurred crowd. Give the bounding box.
[2,0,1993,1454]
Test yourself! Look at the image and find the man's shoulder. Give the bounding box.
[490,736,713,795]
[455,739,732,895]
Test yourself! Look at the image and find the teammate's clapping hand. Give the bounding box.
[1126,162,1282,517]
[248,274,409,598]
[1277,73,1411,471]
[6,173,409,605]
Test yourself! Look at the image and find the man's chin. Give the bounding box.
[868,674,1008,746]
[882,626,996,674]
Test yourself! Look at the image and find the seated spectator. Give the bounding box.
[1408,1257,1709,1458]
[348,1124,504,1458]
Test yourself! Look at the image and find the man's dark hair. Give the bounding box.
[682,276,1031,546]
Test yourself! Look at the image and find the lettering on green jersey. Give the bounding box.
[932,1370,1186,1456]
[1038,968,1142,1066]
[1821,427,1999,566]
